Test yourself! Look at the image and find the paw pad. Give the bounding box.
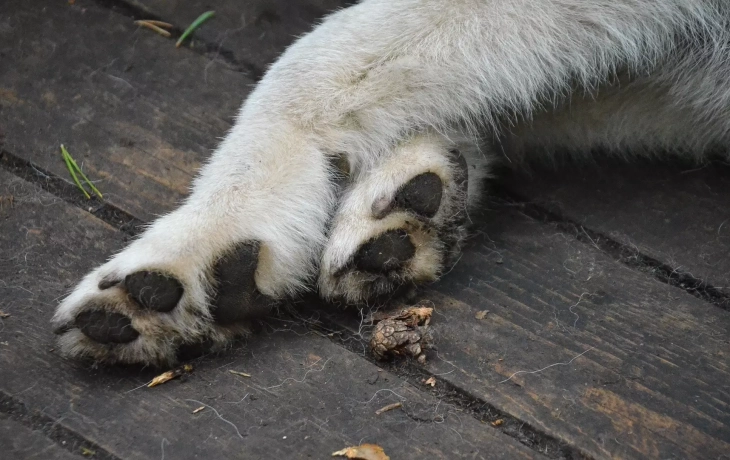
[124,271,183,312]
[355,229,415,273]
[211,242,269,324]
[373,172,444,219]
[75,310,139,344]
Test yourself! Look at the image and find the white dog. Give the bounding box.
[52,0,730,365]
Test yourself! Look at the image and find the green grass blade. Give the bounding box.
[63,149,103,199]
[176,11,215,48]
[61,145,90,199]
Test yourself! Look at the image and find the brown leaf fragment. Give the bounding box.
[148,364,193,388]
[192,406,205,414]
[0,310,10,318]
[368,301,434,362]
[475,310,488,320]
[369,319,432,362]
[228,370,251,378]
[332,444,390,460]
[368,301,433,327]
[375,402,402,415]
[491,419,504,427]
[134,20,172,38]
[136,19,174,29]
[423,376,436,387]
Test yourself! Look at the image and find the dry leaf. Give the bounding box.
[134,20,173,38]
[0,310,9,318]
[370,319,432,362]
[368,301,434,362]
[228,370,251,378]
[474,310,488,320]
[423,376,436,387]
[368,301,433,327]
[332,444,390,460]
[148,364,193,388]
[375,402,402,415]
[80,447,95,456]
[192,406,205,414]
[491,419,504,427]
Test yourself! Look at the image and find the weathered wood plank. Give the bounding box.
[128,0,352,73]
[1,418,82,460]
[407,207,730,459]
[0,170,535,459]
[0,0,252,220]
[503,160,730,296]
[314,204,730,458]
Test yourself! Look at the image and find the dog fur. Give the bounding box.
[53,0,730,365]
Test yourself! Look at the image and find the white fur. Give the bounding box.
[54,0,730,365]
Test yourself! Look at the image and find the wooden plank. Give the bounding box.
[0,170,535,460]
[0,418,82,460]
[0,0,253,220]
[503,160,730,295]
[128,0,353,73]
[406,206,730,459]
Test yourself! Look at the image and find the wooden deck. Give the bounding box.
[1,1,729,458]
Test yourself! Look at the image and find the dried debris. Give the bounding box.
[368,302,433,363]
[0,310,10,318]
[423,376,436,387]
[491,419,504,427]
[148,364,193,388]
[367,303,433,326]
[474,310,489,320]
[375,402,402,415]
[192,406,205,414]
[332,444,390,460]
[228,370,251,378]
[134,19,173,38]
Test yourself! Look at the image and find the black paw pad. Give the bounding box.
[124,271,183,313]
[393,172,443,218]
[98,277,122,290]
[75,310,139,344]
[355,230,415,273]
[211,242,270,325]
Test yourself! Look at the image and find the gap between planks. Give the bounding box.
[0,391,122,460]
[90,0,264,80]
[495,190,730,312]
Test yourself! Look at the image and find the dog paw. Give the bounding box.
[52,216,277,366]
[319,133,472,303]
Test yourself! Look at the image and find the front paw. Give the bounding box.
[52,230,274,366]
[319,134,471,303]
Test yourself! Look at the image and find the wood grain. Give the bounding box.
[128,0,354,73]
[0,0,252,220]
[411,206,730,459]
[504,160,730,296]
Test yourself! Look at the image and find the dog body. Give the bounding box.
[52,0,730,365]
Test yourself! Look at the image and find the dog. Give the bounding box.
[52,0,730,365]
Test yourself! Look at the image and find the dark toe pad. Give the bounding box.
[76,310,139,344]
[393,172,443,218]
[124,271,183,313]
[211,242,270,324]
[355,229,415,273]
